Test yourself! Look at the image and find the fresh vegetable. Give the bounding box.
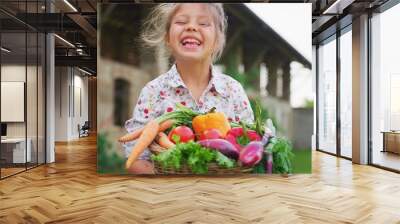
[118,128,142,143]
[197,139,239,160]
[225,133,242,152]
[118,119,175,143]
[267,137,294,174]
[156,132,175,149]
[247,130,262,141]
[151,143,183,170]
[227,101,267,135]
[251,154,266,174]
[121,103,199,169]
[198,128,223,140]
[192,107,231,137]
[227,127,244,136]
[168,126,195,143]
[239,133,270,167]
[151,141,235,174]
[266,152,273,174]
[214,151,236,168]
[253,101,265,136]
[239,141,264,167]
[156,103,200,125]
[125,119,159,169]
[225,127,262,150]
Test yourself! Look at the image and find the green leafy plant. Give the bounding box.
[236,121,251,146]
[269,137,294,174]
[253,100,266,135]
[249,98,280,131]
[98,132,126,174]
[252,154,267,174]
[152,141,236,174]
[152,145,183,170]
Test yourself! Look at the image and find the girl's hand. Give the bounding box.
[127,160,155,174]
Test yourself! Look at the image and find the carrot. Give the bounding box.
[156,132,175,149]
[125,119,160,169]
[118,128,143,143]
[159,119,175,132]
[118,119,175,143]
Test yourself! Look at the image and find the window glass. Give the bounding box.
[318,36,337,154]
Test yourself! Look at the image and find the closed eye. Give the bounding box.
[175,21,186,25]
[199,22,210,26]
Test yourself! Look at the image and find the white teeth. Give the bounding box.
[181,38,201,45]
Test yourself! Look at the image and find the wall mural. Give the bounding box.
[97,3,312,175]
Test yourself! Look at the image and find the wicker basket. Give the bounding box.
[148,142,253,175]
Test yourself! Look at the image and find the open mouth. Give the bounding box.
[180,37,202,49]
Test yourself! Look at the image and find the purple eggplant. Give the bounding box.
[239,141,263,167]
[197,139,239,160]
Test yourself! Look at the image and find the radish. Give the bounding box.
[228,127,244,136]
[239,141,264,167]
[168,126,195,143]
[197,139,239,160]
[198,128,223,140]
[239,133,270,167]
[225,127,262,147]
[225,133,242,152]
[247,130,262,141]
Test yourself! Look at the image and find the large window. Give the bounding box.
[339,28,352,158]
[317,26,353,159]
[370,3,400,171]
[317,36,337,154]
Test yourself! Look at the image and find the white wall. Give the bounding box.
[1,65,38,137]
[55,67,89,141]
[72,73,89,138]
[1,63,46,163]
[55,67,68,141]
[1,66,26,138]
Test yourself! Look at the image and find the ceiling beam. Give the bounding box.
[322,0,356,14]
[67,13,97,39]
[55,55,96,69]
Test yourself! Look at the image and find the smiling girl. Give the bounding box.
[123,3,254,174]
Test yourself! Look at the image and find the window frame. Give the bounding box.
[315,23,353,161]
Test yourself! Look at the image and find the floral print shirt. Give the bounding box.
[123,64,254,160]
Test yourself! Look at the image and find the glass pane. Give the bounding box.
[26,0,39,169]
[371,4,400,171]
[27,31,38,169]
[340,29,352,158]
[318,37,337,154]
[1,30,27,177]
[38,32,45,165]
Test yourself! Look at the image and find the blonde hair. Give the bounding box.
[141,3,227,63]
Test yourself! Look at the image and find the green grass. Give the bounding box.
[291,149,312,174]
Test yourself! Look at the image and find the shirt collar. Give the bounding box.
[167,63,227,97]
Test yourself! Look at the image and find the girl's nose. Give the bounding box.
[185,23,198,32]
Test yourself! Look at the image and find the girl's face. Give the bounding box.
[166,4,217,63]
